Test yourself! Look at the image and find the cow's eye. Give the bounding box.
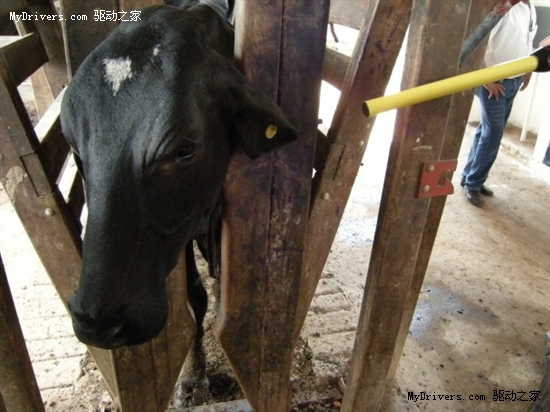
[176,142,196,161]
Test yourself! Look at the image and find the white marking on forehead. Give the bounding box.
[103,57,133,96]
[153,44,160,56]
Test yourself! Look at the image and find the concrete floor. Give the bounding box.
[385,125,550,411]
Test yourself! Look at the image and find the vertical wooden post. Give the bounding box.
[0,254,45,412]
[109,255,195,412]
[341,1,472,411]
[294,0,412,342]
[60,0,119,75]
[15,0,68,117]
[384,0,496,386]
[216,1,329,410]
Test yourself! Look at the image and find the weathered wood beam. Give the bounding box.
[216,1,329,410]
[340,1,472,411]
[109,254,195,412]
[294,0,411,343]
[35,89,70,186]
[384,0,496,387]
[329,0,370,30]
[17,0,69,117]
[0,0,24,17]
[1,32,48,87]
[322,47,349,90]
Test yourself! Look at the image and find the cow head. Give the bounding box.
[60,5,296,349]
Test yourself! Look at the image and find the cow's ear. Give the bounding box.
[231,88,297,159]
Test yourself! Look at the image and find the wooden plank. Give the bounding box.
[384,0,496,387]
[0,254,45,412]
[257,1,328,407]
[215,0,283,407]
[0,66,82,304]
[110,254,195,412]
[0,55,40,154]
[0,0,24,16]
[1,32,48,87]
[216,1,329,411]
[322,47,349,90]
[340,2,472,411]
[294,0,411,342]
[17,0,69,117]
[60,0,119,75]
[35,89,71,186]
[329,0,370,30]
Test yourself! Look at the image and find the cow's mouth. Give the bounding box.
[71,319,129,349]
[69,302,168,349]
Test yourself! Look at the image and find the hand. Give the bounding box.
[484,82,505,100]
[520,72,532,91]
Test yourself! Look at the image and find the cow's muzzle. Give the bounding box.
[68,299,127,349]
[68,294,167,349]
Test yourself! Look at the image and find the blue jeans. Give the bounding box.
[462,77,523,191]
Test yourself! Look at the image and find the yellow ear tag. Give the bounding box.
[265,124,277,139]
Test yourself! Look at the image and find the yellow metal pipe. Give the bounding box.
[363,55,538,117]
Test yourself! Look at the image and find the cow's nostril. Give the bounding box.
[71,316,128,349]
[68,299,128,348]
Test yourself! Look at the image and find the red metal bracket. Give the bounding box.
[417,160,458,198]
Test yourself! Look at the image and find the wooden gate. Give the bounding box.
[0,0,510,411]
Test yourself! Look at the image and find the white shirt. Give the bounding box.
[484,1,537,67]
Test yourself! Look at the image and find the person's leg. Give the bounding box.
[463,80,510,191]
[462,121,482,183]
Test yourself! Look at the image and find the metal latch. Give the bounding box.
[417,160,457,198]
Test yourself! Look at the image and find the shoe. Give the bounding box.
[461,179,493,197]
[466,190,483,207]
[480,185,493,197]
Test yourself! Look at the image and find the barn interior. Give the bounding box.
[1,1,549,412]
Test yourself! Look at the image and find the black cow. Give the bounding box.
[60,0,296,403]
